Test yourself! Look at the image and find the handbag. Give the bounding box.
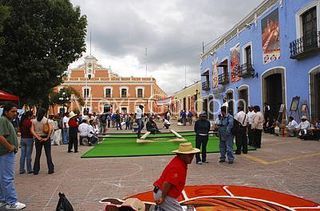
[43,120,50,134]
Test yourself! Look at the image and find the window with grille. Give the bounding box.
[105,89,111,98]
[121,89,127,98]
[137,89,143,98]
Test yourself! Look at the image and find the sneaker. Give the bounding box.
[5,202,26,210]
[0,201,7,207]
[203,161,209,163]
[228,160,234,164]
[219,160,225,163]
[196,161,202,165]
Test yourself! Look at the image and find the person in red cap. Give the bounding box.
[152,142,199,210]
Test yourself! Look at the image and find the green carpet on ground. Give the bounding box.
[82,134,255,158]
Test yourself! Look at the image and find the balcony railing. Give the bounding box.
[290,31,320,59]
[239,63,255,78]
[202,81,210,91]
[218,73,229,85]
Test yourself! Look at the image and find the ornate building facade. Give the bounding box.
[54,55,167,114]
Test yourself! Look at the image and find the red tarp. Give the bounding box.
[0,90,19,102]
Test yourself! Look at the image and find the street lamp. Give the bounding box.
[59,91,70,116]
[195,89,199,113]
[85,74,91,115]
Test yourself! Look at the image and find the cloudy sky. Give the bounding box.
[69,0,264,95]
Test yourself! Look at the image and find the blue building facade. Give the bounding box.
[200,0,320,122]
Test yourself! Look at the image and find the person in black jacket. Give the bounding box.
[194,111,211,165]
[146,116,160,134]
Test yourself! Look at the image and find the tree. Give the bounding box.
[49,86,84,113]
[0,5,10,46]
[0,0,87,107]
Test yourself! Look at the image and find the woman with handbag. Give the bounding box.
[30,108,54,175]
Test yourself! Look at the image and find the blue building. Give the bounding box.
[200,0,320,122]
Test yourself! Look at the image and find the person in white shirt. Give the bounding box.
[136,105,144,138]
[234,106,248,154]
[296,116,311,138]
[62,113,69,144]
[286,116,298,137]
[247,106,255,146]
[163,118,171,129]
[78,119,90,145]
[252,105,264,148]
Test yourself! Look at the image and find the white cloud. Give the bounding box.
[70,0,264,95]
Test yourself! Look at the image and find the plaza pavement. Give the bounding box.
[4,123,320,210]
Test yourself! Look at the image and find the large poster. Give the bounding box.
[230,44,240,83]
[212,59,219,89]
[261,8,280,64]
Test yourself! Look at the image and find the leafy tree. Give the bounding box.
[0,0,87,108]
[0,5,10,46]
[49,86,84,113]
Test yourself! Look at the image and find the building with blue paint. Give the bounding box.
[200,0,320,122]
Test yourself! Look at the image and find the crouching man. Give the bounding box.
[152,142,199,210]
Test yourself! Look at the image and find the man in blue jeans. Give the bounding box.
[0,102,26,210]
[217,106,235,164]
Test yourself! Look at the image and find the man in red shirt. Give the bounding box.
[153,142,199,210]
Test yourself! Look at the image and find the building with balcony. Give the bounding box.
[200,0,320,121]
[53,55,167,114]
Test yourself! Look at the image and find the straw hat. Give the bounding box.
[301,115,307,120]
[69,111,77,118]
[122,198,145,211]
[172,142,200,154]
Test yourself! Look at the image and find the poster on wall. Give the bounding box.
[261,8,280,64]
[230,44,240,83]
[212,59,219,88]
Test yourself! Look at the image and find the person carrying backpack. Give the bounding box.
[217,106,235,164]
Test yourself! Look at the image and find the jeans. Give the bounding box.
[34,138,54,174]
[137,118,142,138]
[0,152,18,205]
[195,135,209,162]
[219,135,234,161]
[62,128,69,144]
[19,138,34,173]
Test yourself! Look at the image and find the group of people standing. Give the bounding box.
[0,103,56,210]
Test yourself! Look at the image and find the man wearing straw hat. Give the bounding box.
[152,142,200,210]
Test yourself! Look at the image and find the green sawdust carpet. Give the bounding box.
[82,133,256,158]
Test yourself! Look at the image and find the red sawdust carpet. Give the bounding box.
[124,185,320,210]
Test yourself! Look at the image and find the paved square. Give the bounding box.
[6,128,320,210]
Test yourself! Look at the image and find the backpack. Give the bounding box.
[230,115,247,136]
[56,192,74,211]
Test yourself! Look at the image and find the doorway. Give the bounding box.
[262,68,285,121]
[310,68,320,121]
[226,91,234,115]
[238,86,249,112]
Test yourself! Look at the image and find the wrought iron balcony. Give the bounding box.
[290,31,320,59]
[218,73,229,85]
[239,63,255,78]
[202,81,210,91]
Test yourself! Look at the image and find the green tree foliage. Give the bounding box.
[0,5,10,46]
[0,0,87,107]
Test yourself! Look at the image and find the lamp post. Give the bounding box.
[85,74,91,115]
[195,89,199,114]
[59,91,70,116]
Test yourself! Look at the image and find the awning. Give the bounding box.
[217,60,228,67]
[0,90,19,102]
[201,70,209,76]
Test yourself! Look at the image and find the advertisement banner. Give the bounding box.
[230,44,240,83]
[261,8,280,64]
[212,59,219,89]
